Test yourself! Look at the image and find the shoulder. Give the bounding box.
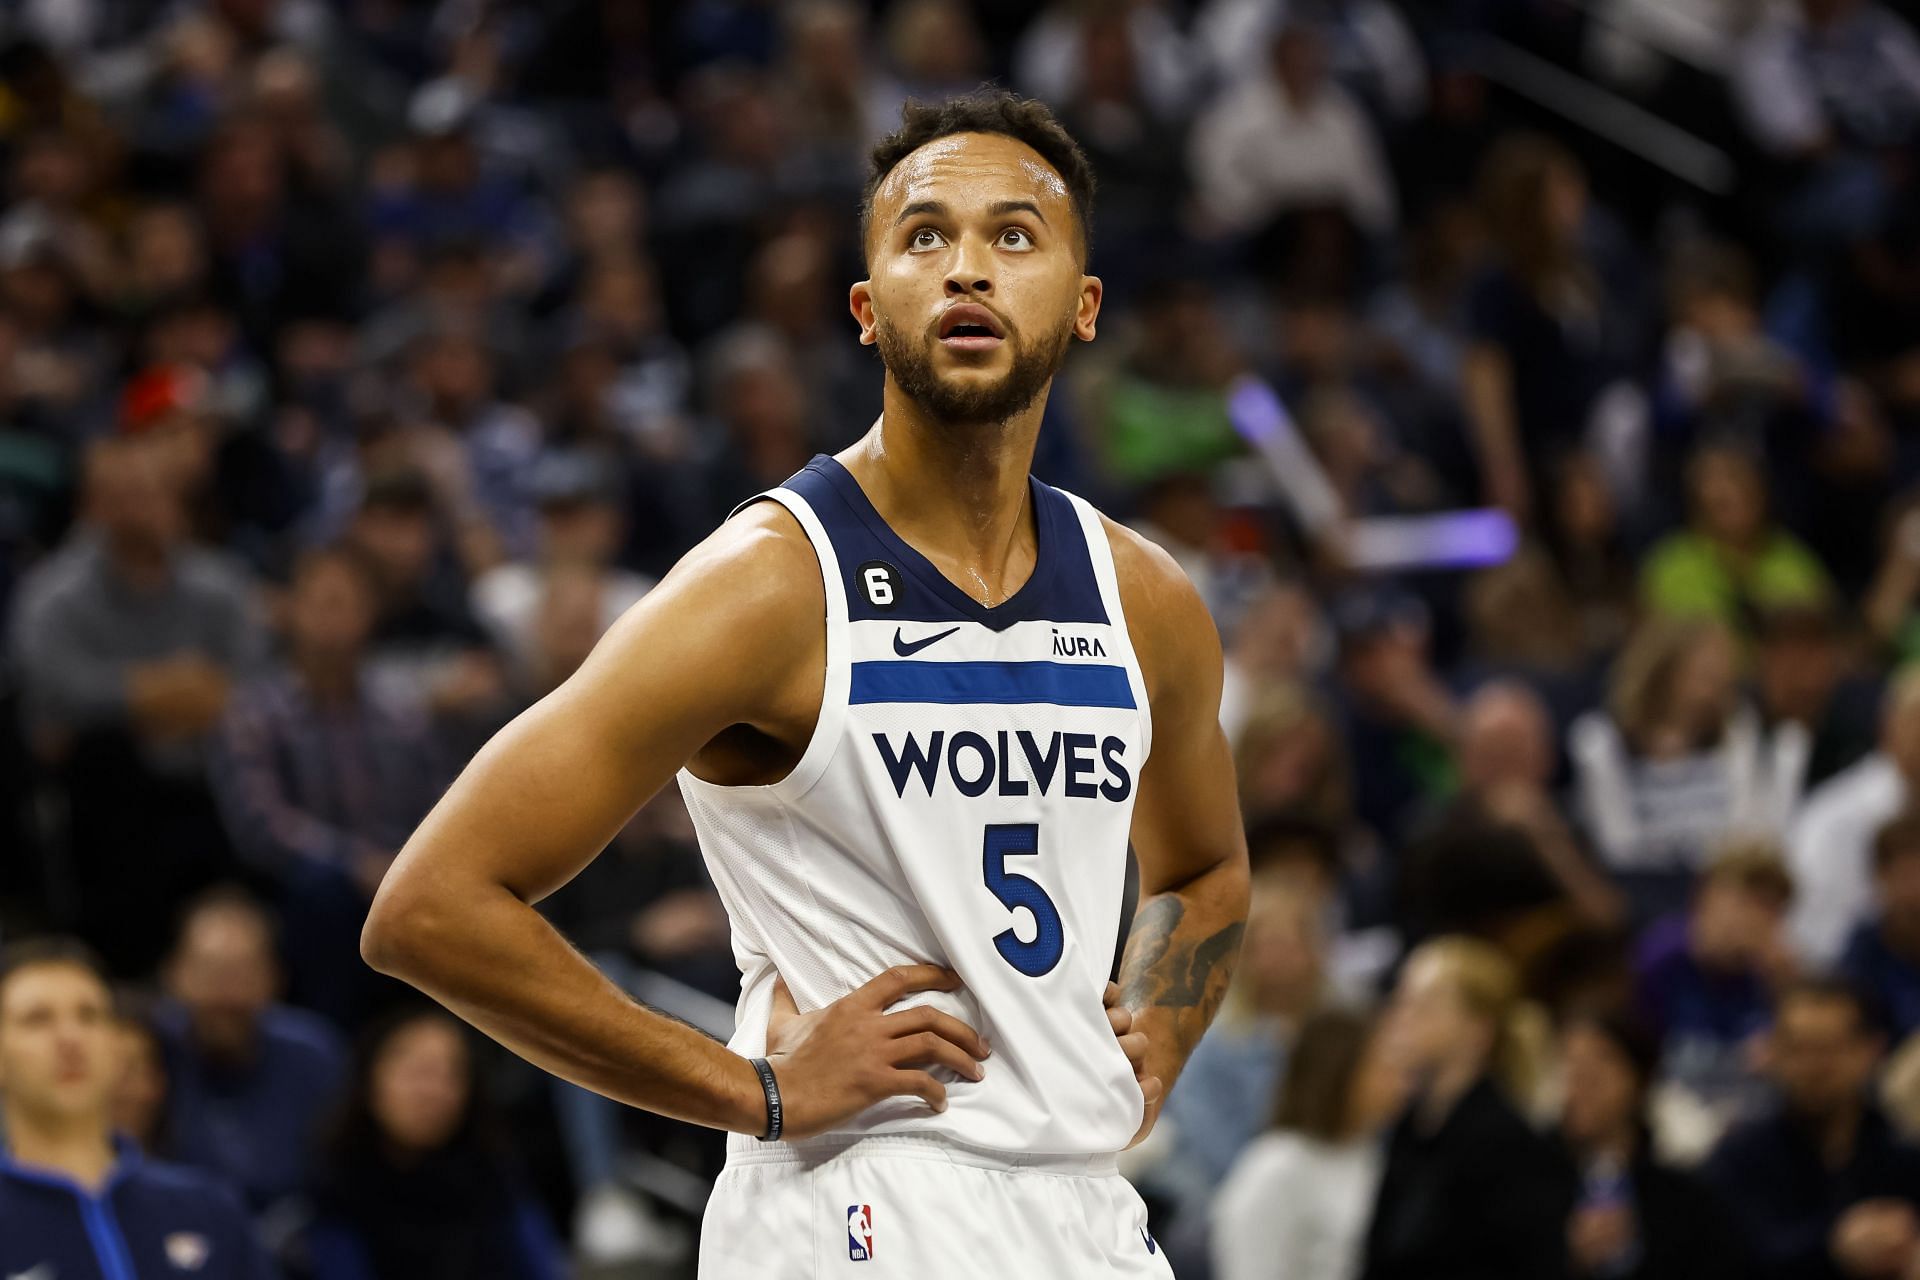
[11,540,97,616]
[1800,755,1902,827]
[176,547,258,600]
[122,1158,251,1220]
[567,498,823,715]
[261,1004,349,1067]
[1100,516,1222,706]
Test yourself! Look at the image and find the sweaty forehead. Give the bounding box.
[874,132,1073,226]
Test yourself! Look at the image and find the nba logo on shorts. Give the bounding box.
[847,1204,874,1261]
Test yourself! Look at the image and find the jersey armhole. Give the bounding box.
[1061,491,1153,761]
[677,488,850,801]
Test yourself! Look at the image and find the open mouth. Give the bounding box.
[938,304,1006,350]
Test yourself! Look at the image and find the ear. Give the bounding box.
[850,280,878,347]
[1074,274,1103,343]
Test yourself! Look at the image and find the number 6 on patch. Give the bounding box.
[982,823,1064,977]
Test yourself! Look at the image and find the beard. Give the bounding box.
[875,308,1075,429]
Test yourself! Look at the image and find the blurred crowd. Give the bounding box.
[15,0,1920,1276]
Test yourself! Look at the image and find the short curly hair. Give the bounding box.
[861,88,1096,265]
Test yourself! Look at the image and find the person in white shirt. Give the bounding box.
[1211,1005,1407,1280]
[1789,668,1920,966]
[1189,21,1397,239]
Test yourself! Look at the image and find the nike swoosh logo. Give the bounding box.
[892,625,961,657]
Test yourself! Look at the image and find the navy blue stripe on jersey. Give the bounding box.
[774,456,1108,632]
[848,660,1137,708]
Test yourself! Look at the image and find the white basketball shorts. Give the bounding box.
[698,1133,1176,1278]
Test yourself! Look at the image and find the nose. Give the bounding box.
[944,238,994,297]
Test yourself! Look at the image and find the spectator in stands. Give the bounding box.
[1792,669,1920,966]
[345,468,507,734]
[1733,0,1920,249]
[1558,1008,1747,1280]
[1327,588,1459,854]
[9,436,265,974]
[212,546,444,1023]
[1462,135,1645,527]
[112,999,174,1157]
[1235,682,1351,832]
[401,315,544,567]
[1190,21,1397,241]
[1706,978,1920,1280]
[691,327,818,530]
[1569,616,1787,917]
[1219,581,1327,750]
[1212,1006,1408,1280]
[1080,277,1243,491]
[309,1008,564,1280]
[1640,442,1834,632]
[1633,840,1796,1128]
[1402,680,1622,957]
[1156,872,1327,1217]
[367,80,556,302]
[1842,812,1920,1043]
[157,888,347,1217]
[1363,937,1575,1280]
[0,938,276,1280]
[469,454,652,697]
[1755,604,1878,793]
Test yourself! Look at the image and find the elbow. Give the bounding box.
[360,878,434,981]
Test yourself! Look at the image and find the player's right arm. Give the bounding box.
[361,504,988,1138]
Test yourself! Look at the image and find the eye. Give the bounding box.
[999,228,1035,249]
[909,227,946,251]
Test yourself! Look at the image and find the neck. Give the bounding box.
[1418,1057,1482,1129]
[296,653,360,703]
[1810,1101,1863,1168]
[1576,1122,1638,1167]
[848,389,1047,606]
[2,1106,117,1193]
[106,540,171,591]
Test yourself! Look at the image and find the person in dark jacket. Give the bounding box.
[1705,976,1920,1280]
[157,886,348,1215]
[1558,1008,1747,1279]
[307,1007,563,1280]
[1363,936,1577,1280]
[0,937,277,1280]
[1840,810,1920,1042]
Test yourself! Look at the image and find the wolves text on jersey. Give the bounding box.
[871,729,1132,801]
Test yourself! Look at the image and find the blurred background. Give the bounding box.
[12,0,1920,1277]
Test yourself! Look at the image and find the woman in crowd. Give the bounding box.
[308,1007,565,1280]
[111,997,173,1157]
[1558,1009,1746,1280]
[1362,937,1576,1280]
[1569,615,1799,920]
[1211,1006,1408,1280]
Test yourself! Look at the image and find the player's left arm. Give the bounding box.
[1107,520,1252,1140]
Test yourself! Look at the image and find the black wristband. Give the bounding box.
[750,1056,783,1142]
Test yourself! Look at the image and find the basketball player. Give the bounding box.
[363,90,1250,1276]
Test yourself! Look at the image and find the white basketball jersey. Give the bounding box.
[678,455,1152,1156]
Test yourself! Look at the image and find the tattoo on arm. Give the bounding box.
[1119,893,1245,1058]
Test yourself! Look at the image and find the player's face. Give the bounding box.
[854,132,1101,429]
[0,964,119,1125]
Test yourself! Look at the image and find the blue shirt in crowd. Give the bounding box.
[0,1138,278,1280]
[156,1000,348,1212]
[1634,915,1773,1110]
[1841,923,1920,1041]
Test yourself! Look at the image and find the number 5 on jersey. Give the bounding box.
[982,824,1064,977]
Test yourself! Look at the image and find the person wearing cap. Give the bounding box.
[469,449,654,694]
[0,937,278,1280]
